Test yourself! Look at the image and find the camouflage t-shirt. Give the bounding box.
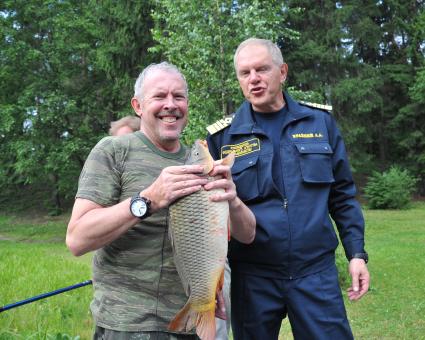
[76,131,191,332]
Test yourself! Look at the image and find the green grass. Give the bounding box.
[1,203,425,339]
[0,214,70,241]
[279,201,425,339]
[345,202,425,339]
[0,215,93,339]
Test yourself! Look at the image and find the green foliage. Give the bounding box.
[0,0,424,212]
[0,0,157,212]
[285,1,425,193]
[365,166,417,209]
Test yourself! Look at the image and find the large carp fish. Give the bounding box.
[168,139,234,340]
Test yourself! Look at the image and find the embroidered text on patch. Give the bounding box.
[221,138,260,158]
[292,133,323,139]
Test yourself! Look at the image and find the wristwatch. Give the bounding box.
[351,252,369,263]
[129,193,151,220]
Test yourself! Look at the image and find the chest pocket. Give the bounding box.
[231,154,259,201]
[295,143,335,183]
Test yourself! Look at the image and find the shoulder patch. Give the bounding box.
[206,114,234,135]
[299,101,333,112]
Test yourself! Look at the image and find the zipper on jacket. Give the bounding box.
[283,197,293,279]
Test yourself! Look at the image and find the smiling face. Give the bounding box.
[235,44,288,113]
[131,69,188,152]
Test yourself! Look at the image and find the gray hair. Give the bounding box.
[234,38,284,70]
[134,62,188,99]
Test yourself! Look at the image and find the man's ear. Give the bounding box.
[280,63,288,84]
[131,97,143,117]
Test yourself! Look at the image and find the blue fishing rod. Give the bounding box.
[0,280,92,313]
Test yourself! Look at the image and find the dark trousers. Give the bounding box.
[231,264,353,340]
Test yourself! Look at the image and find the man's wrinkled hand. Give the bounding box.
[215,289,227,320]
[144,165,207,211]
[347,258,370,301]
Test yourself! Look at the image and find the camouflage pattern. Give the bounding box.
[93,326,199,340]
[77,131,193,333]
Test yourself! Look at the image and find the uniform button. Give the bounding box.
[300,147,305,151]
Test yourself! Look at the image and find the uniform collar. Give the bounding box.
[228,91,314,135]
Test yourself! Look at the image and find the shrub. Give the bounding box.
[364,166,417,209]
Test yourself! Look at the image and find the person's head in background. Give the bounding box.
[109,115,141,136]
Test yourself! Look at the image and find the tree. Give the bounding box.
[284,0,425,188]
[0,0,157,213]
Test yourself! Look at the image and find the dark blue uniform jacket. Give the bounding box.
[207,92,366,279]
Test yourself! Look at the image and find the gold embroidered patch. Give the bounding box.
[221,138,260,158]
[292,133,324,139]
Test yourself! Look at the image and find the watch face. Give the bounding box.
[131,199,147,217]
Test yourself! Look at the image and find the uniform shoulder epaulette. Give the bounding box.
[299,101,333,112]
[206,114,234,135]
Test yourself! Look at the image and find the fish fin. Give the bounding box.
[215,268,227,320]
[227,217,231,241]
[217,267,225,292]
[221,152,235,168]
[169,301,217,340]
[196,309,216,340]
[168,300,197,332]
[199,140,214,174]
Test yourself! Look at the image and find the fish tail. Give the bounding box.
[168,300,196,332]
[196,309,216,340]
[169,300,217,340]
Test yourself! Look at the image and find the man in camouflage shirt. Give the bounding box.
[66,62,256,340]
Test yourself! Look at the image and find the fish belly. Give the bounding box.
[169,186,228,309]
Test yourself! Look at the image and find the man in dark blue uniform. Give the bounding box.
[207,38,370,339]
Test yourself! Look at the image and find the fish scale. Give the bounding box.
[169,183,228,305]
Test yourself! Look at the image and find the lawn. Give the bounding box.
[0,214,93,339]
[1,203,424,339]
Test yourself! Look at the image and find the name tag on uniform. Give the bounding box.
[221,138,260,158]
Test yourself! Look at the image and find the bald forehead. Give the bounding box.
[234,40,283,70]
[236,43,268,58]
[235,44,272,68]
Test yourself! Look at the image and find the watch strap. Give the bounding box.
[351,252,368,263]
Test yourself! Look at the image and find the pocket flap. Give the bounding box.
[295,143,333,154]
[231,154,259,175]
